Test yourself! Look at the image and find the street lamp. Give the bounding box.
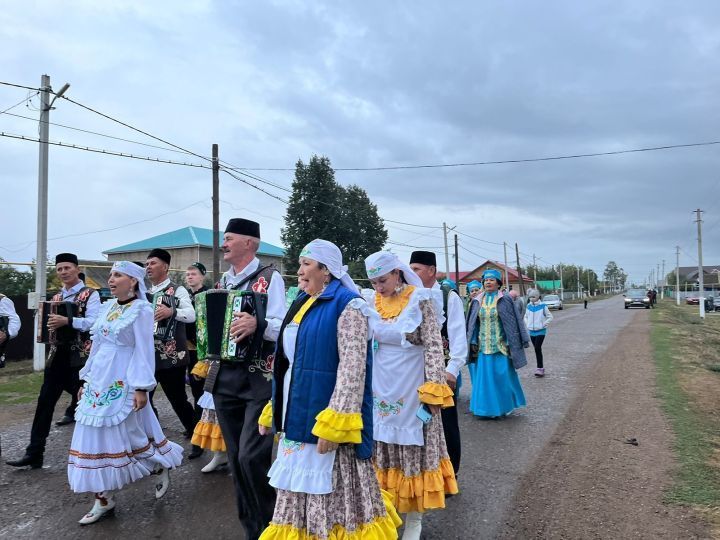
[33,75,70,371]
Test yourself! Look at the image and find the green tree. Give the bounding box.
[281,155,387,279]
[0,259,35,295]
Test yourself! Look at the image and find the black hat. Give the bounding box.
[409,250,437,267]
[147,248,171,265]
[225,218,260,239]
[55,253,78,266]
[190,262,207,275]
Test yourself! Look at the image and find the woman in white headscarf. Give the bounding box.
[258,240,401,540]
[364,251,458,540]
[67,261,183,525]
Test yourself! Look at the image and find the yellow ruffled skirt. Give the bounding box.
[191,408,226,452]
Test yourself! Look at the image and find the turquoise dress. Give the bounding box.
[467,292,526,417]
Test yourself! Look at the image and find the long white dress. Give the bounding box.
[67,298,183,494]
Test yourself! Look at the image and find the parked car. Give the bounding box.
[685,296,700,305]
[686,295,717,311]
[624,289,650,309]
[543,294,563,310]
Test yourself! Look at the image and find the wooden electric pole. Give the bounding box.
[212,144,220,283]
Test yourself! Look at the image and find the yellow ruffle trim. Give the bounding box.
[376,458,458,514]
[190,360,210,378]
[259,489,402,539]
[191,420,226,452]
[311,409,363,444]
[417,382,454,408]
[259,401,273,428]
[374,285,415,320]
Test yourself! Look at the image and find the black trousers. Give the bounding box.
[213,365,275,540]
[150,365,197,434]
[441,382,462,476]
[26,346,81,457]
[187,350,206,423]
[531,334,546,368]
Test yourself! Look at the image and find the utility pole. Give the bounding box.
[661,259,666,299]
[503,242,510,289]
[454,234,459,286]
[33,75,70,371]
[442,222,450,277]
[695,209,705,319]
[587,268,591,296]
[532,253,537,288]
[656,262,660,292]
[559,263,564,300]
[675,245,680,306]
[577,267,581,299]
[212,144,220,283]
[514,243,526,295]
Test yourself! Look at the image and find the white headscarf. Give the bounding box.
[364,251,423,288]
[111,260,148,300]
[300,239,356,292]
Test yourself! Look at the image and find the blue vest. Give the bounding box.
[272,279,374,460]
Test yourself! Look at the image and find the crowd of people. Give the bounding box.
[1,217,562,539]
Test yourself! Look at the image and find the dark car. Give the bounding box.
[624,289,650,309]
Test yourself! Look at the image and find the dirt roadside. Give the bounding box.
[499,311,710,539]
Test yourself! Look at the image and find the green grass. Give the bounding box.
[0,363,43,405]
[650,305,720,506]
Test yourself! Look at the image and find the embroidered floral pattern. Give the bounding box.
[373,396,405,417]
[248,354,274,381]
[252,276,268,293]
[84,380,125,409]
[280,437,306,456]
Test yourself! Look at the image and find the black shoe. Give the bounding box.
[56,415,75,426]
[6,454,43,469]
[188,445,204,460]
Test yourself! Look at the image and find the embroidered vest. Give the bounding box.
[220,265,279,396]
[148,281,189,370]
[48,287,95,367]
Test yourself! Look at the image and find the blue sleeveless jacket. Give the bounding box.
[272,279,374,460]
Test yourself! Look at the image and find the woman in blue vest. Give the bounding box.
[258,239,401,540]
[466,269,530,418]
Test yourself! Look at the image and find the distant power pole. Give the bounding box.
[532,253,537,288]
[695,209,705,319]
[587,268,591,296]
[559,263,564,300]
[454,234,459,286]
[212,144,220,283]
[503,242,510,288]
[675,245,680,306]
[577,266,581,298]
[515,243,526,295]
[661,259,666,299]
[442,222,450,277]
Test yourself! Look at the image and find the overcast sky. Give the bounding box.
[2,0,720,286]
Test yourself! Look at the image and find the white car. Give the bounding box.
[542,294,563,310]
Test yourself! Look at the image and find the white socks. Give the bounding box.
[402,512,423,540]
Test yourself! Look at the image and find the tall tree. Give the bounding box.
[281,155,387,278]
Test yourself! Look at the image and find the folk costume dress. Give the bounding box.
[67,297,183,493]
[467,291,527,417]
[189,362,226,453]
[370,285,458,514]
[259,281,401,540]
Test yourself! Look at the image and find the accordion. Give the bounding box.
[149,293,180,342]
[36,300,79,345]
[194,289,268,362]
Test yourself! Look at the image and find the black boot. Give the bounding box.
[56,415,75,426]
[6,454,43,469]
[188,445,204,460]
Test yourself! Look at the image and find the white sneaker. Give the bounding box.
[201,451,228,473]
[155,467,170,499]
[78,493,115,525]
[402,512,423,540]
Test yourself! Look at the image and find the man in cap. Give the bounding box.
[409,250,467,479]
[145,248,197,440]
[7,253,100,468]
[184,261,209,459]
[213,218,286,540]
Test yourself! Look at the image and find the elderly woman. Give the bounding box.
[523,288,553,377]
[364,251,457,540]
[258,239,401,540]
[68,261,183,525]
[466,269,529,418]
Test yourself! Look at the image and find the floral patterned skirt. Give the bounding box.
[260,445,401,539]
[191,408,226,452]
[374,414,458,514]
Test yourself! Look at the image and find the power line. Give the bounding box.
[0,92,38,115]
[231,140,720,172]
[0,81,40,92]
[454,229,505,246]
[0,131,212,169]
[386,240,445,250]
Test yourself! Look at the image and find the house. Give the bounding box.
[438,260,533,294]
[103,226,286,282]
[675,265,720,286]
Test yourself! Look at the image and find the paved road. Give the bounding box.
[424,295,641,538]
[0,295,640,539]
